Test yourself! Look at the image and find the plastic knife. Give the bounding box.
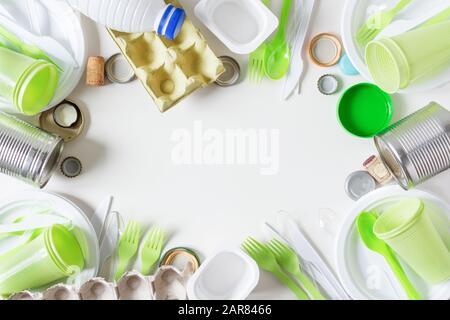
[282,0,316,100]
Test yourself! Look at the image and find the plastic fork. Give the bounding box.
[140,226,166,275]
[356,0,413,47]
[267,239,326,300]
[248,0,271,83]
[242,237,309,300]
[114,221,141,280]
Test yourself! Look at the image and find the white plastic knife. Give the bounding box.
[281,216,351,300]
[377,1,450,38]
[282,0,316,100]
[0,214,70,234]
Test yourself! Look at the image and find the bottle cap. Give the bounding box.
[317,74,340,95]
[157,4,185,40]
[160,247,200,272]
[60,157,82,178]
[345,171,376,200]
[215,56,240,87]
[309,33,342,67]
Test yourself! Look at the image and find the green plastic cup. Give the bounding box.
[0,224,85,296]
[0,47,59,115]
[366,21,450,93]
[374,198,450,284]
[337,83,393,138]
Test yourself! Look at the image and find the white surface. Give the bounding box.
[342,0,450,93]
[0,0,85,113]
[336,186,450,300]
[0,0,449,300]
[0,190,99,288]
[195,0,279,54]
[187,249,259,300]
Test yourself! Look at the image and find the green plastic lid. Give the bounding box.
[45,224,85,275]
[337,83,392,138]
[373,198,424,240]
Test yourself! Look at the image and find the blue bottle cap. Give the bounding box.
[157,4,185,41]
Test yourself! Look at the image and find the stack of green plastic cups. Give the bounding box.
[0,224,85,296]
[374,198,450,284]
[0,46,59,115]
[366,21,450,93]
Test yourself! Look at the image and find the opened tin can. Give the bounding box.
[374,102,450,189]
[0,111,63,187]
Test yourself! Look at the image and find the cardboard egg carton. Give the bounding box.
[9,264,193,300]
[108,1,225,112]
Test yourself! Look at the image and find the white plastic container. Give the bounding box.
[194,0,279,54]
[187,249,259,300]
[64,0,185,40]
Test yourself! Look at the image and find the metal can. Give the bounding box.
[0,111,63,187]
[374,102,450,189]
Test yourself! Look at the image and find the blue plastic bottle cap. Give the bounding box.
[158,4,185,40]
[339,54,359,76]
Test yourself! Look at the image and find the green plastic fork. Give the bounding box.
[356,0,413,47]
[141,226,166,275]
[267,239,326,300]
[114,221,141,280]
[248,0,270,83]
[242,237,309,300]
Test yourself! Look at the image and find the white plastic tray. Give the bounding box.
[195,0,278,54]
[336,186,450,300]
[0,0,86,114]
[341,0,450,93]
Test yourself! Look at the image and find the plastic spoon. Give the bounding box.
[264,0,293,80]
[357,212,422,300]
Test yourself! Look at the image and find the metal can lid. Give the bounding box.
[60,157,82,178]
[159,247,200,271]
[345,171,376,201]
[105,53,136,84]
[317,74,339,95]
[215,56,240,87]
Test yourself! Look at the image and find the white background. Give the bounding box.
[0,0,449,299]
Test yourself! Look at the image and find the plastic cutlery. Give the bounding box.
[242,237,309,300]
[357,212,422,300]
[0,13,77,68]
[0,214,69,234]
[140,226,166,275]
[356,0,413,46]
[282,0,315,99]
[420,6,450,28]
[264,0,293,80]
[114,221,141,280]
[266,239,326,300]
[378,3,450,38]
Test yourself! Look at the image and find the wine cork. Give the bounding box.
[86,56,105,86]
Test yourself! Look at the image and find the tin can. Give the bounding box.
[374,102,450,189]
[0,111,63,187]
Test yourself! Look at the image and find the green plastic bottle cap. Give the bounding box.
[45,224,85,275]
[337,83,392,138]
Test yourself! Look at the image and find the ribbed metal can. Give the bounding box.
[0,111,63,188]
[374,102,450,190]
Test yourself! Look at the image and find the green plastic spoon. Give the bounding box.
[264,0,293,80]
[356,212,422,300]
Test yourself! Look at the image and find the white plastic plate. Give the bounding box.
[336,186,450,300]
[0,190,99,289]
[341,0,450,93]
[0,0,86,113]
